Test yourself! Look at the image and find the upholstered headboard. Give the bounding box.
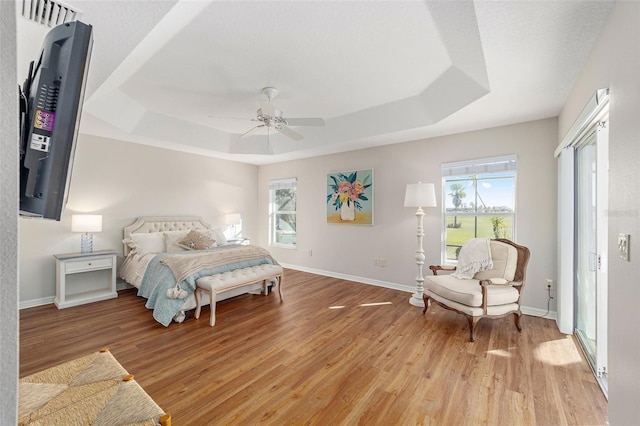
[123,216,211,256]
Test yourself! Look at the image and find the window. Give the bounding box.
[442,155,516,262]
[269,178,297,248]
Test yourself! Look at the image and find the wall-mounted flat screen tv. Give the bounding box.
[19,20,93,221]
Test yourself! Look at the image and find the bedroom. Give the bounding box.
[1,0,639,424]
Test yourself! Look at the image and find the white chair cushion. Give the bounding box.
[425,289,520,317]
[424,274,519,308]
[473,240,518,281]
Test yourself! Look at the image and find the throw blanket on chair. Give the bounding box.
[453,238,493,279]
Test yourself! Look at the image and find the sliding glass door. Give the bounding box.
[574,122,608,387]
[575,135,597,361]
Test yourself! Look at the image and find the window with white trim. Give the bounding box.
[269,178,297,248]
[442,155,517,262]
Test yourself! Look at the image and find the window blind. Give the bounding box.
[268,177,297,190]
[441,155,517,177]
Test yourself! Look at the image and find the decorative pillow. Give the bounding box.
[130,232,166,256]
[122,238,136,250]
[178,230,216,250]
[163,230,191,252]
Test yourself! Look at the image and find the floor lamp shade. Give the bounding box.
[72,214,102,253]
[404,182,437,208]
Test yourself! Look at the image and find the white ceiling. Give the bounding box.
[16,0,613,165]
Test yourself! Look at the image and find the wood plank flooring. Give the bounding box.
[20,269,607,425]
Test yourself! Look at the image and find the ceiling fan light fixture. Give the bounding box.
[261,87,279,101]
[240,87,325,142]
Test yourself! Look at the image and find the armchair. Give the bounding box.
[422,238,530,341]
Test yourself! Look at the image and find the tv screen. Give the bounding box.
[19,21,93,221]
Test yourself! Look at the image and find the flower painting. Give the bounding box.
[326,169,373,225]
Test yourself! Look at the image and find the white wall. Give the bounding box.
[19,134,258,303]
[559,2,640,422]
[258,117,558,313]
[0,0,19,423]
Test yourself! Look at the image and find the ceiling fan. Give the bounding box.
[241,87,325,141]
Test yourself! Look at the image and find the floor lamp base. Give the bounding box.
[409,293,425,308]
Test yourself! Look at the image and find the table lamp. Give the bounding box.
[71,214,102,253]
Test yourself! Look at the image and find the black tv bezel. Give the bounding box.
[19,20,93,221]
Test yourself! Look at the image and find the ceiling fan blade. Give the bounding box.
[241,125,265,138]
[284,117,326,127]
[277,125,304,141]
[207,115,251,120]
[258,100,276,117]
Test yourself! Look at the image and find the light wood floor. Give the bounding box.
[20,269,607,425]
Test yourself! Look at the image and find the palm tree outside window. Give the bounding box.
[441,156,517,262]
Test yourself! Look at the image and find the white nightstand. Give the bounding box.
[54,250,118,309]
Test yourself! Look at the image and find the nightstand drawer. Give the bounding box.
[65,257,113,273]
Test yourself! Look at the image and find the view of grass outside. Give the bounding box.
[443,169,516,261]
[445,215,513,260]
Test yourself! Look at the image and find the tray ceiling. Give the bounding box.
[16,0,613,165]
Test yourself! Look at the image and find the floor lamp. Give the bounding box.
[404,182,437,307]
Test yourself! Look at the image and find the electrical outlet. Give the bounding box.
[618,233,630,261]
[308,249,313,256]
[379,258,387,267]
[545,279,553,290]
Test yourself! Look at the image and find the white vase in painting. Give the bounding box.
[340,201,356,221]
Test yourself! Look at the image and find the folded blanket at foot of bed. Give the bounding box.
[138,245,277,326]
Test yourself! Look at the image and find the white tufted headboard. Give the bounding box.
[123,216,211,256]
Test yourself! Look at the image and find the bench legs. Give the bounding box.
[195,287,217,326]
[194,287,216,327]
[195,273,283,327]
[275,275,283,301]
[266,275,284,302]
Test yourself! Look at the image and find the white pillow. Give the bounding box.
[130,232,166,256]
[210,228,227,246]
[163,230,191,252]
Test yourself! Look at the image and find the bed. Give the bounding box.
[118,216,279,326]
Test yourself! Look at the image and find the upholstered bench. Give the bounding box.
[194,264,283,326]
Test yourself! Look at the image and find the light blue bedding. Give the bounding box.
[137,245,276,326]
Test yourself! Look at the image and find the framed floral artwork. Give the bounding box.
[326,169,373,225]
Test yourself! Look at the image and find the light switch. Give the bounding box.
[618,233,630,261]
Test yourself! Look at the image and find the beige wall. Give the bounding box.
[258,117,558,314]
[19,134,258,303]
[559,2,640,422]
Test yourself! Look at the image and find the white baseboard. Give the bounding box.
[19,296,54,310]
[521,305,557,320]
[279,263,415,294]
[117,282,133,291]
[280,263,558,320]
[20,281,133,310]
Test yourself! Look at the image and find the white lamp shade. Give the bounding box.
[404,182,437,208]
[224,213,242,226]
[71,214,102,233]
